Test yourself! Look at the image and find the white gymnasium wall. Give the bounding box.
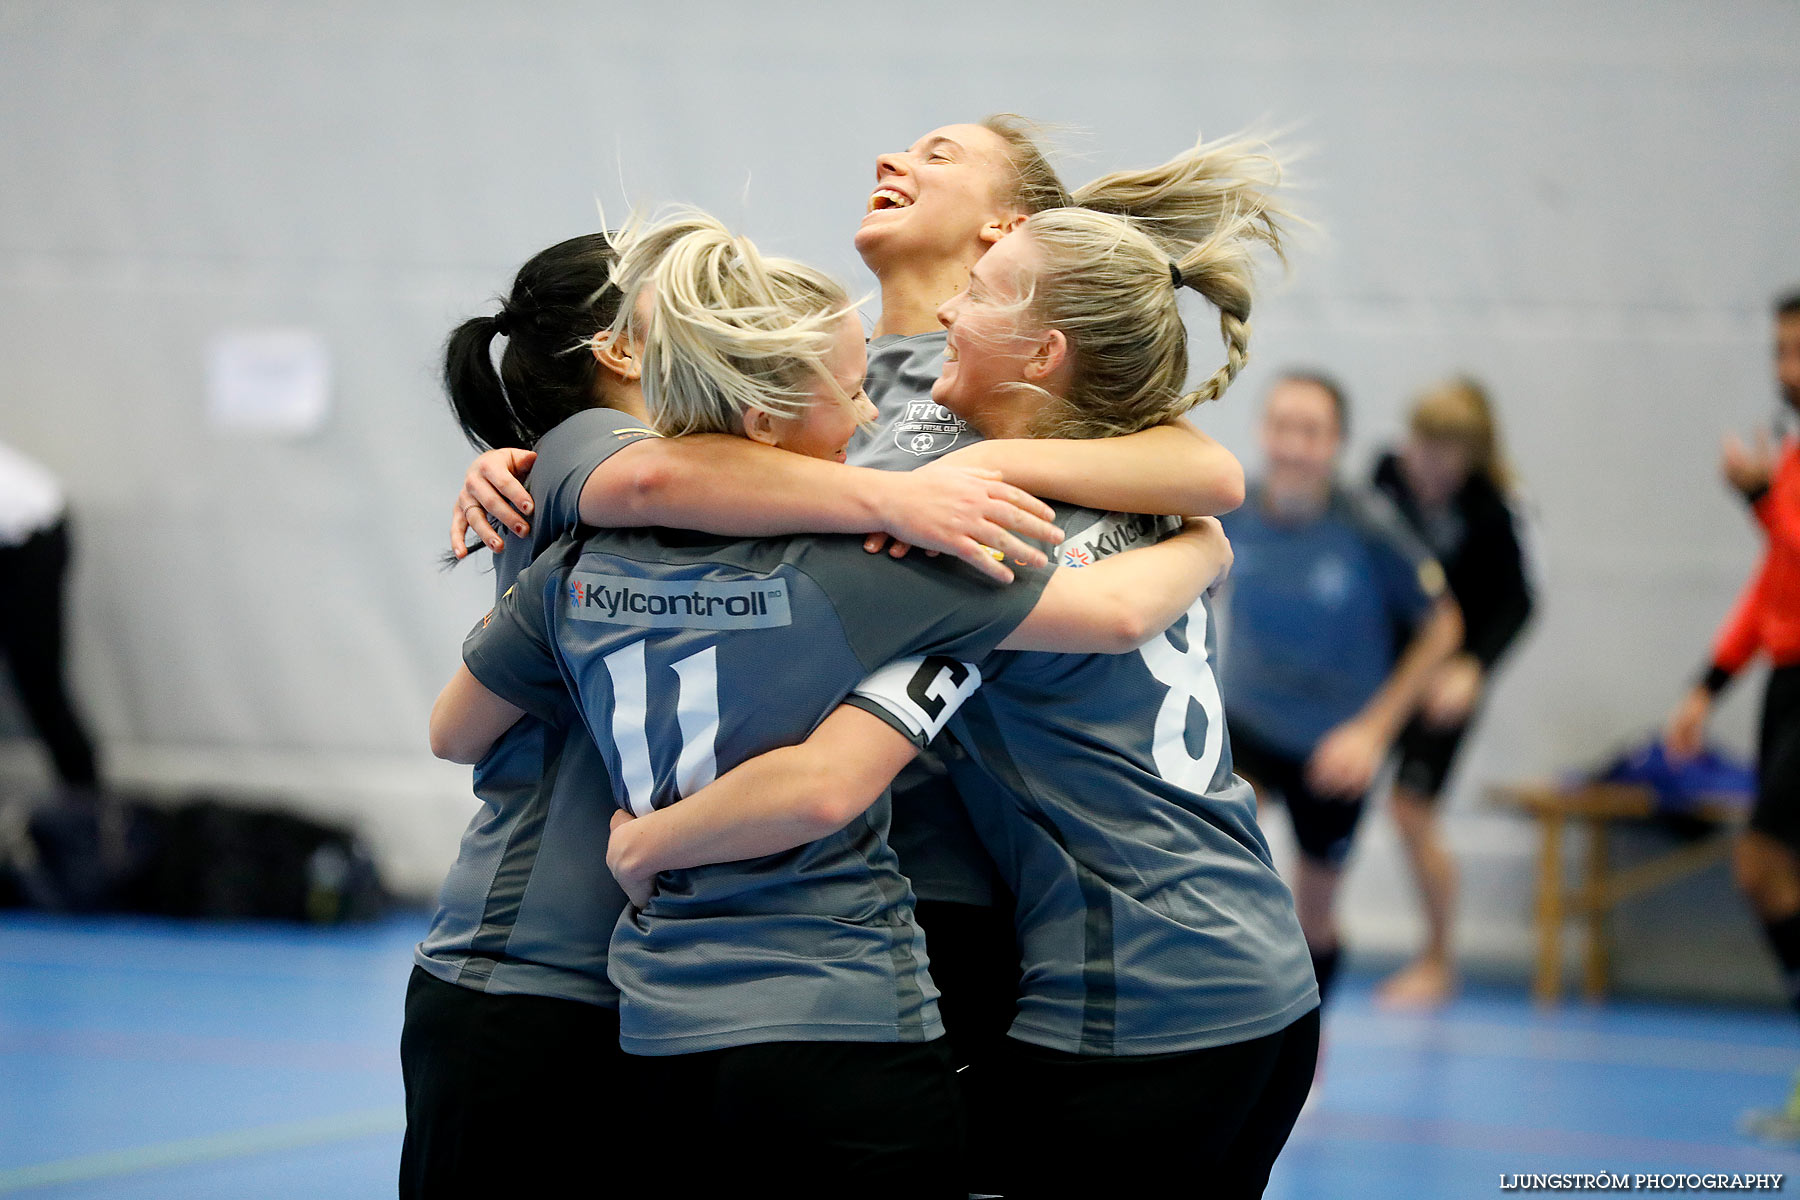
[2,2,1796,996]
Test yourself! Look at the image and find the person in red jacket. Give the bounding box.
[1666,290,1800,1141]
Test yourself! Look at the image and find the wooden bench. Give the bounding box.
[1490,781,1742,1004]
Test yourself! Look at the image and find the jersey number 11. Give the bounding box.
[601,642,721,817]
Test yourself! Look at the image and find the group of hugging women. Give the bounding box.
[402,115,1323,1199]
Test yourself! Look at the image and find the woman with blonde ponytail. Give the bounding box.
[913,158,1316,1197]
[934,129,1288,443]
[428,211,1239,1198]
[846,125,1293,1148]
[1371,376,1534,1010]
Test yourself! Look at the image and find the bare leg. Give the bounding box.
[1240,767,1347,1005]
[1733,831,1800,1141]
[1377,784,1459,1009]
[1293,855,1344,963]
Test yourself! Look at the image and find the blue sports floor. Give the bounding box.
[2,910,1797,1198]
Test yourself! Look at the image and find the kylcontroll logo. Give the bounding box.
[1057,512,1181,569]
[893,399,966,457]
[566,572,792,630]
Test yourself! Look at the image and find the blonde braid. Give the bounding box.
[1013,131,1293,439]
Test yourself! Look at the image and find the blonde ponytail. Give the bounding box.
[606,210,856,437]
[1170,209,1261,405]
[1016,131,1293,439]
[1077,132,1288,408]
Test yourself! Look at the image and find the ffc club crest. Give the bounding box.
[894,399,966,457]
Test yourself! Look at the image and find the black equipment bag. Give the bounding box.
[0,790,387,922]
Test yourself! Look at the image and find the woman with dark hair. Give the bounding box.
[403,230,1062,1198]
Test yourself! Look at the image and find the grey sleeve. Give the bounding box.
[462,558,570,726]
[800,539,1053,672]
[529,408,662,532]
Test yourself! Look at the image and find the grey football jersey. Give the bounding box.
[464,525,1047,1055]
[415,407,658,1006]
[948,505,1319,1055]
[848,330,975,470]
[848,330,1008,906]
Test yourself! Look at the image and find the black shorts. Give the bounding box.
[1393,714,1472,800]
[913,899,1019,1190]
[1751,665,1800,852]
[993,1008,1321,1199]
[913,899,1019,1070]
[1229,719,1369,868]
[638,1037,966,1199]
[399,965,633,1199]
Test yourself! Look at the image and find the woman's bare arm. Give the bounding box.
[606,706,918,905]
[429,665,527,765]
[998,517,1233,653]
[941,419,1246,518]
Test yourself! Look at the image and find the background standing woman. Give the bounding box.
[1371,377,1534,1009]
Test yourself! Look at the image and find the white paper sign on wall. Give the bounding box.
[206,329,332,437]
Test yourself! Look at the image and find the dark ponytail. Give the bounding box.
[443,233,622,451]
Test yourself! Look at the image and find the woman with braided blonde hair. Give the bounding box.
[930,131,1284,443]
[921,168,1314,1198]
[845,124,1292,1141]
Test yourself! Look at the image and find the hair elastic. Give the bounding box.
[492,309,512,336]
[1168,261,1184,289]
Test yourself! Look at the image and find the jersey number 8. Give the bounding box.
[1139,604,1227,793]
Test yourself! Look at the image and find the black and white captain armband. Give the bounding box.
[848,656,984,748]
